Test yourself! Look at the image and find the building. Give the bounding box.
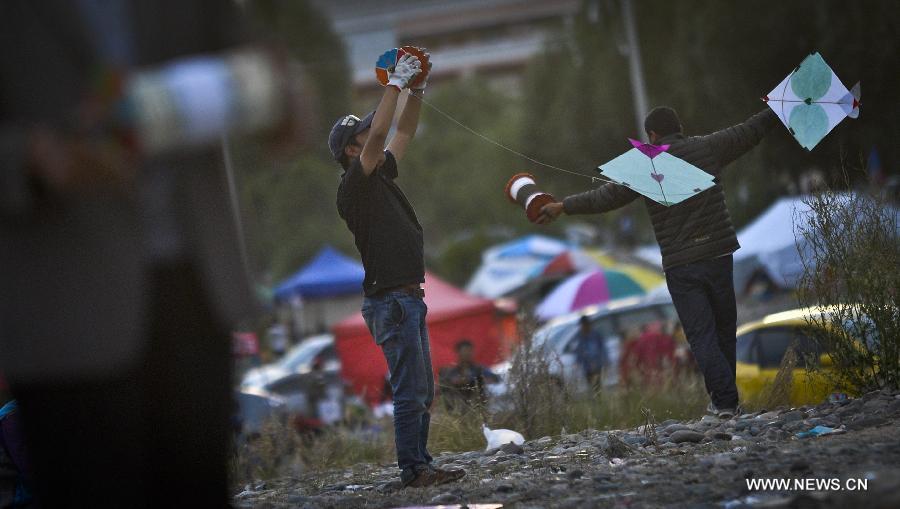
[311,0,582,93]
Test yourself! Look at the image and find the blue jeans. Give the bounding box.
[665,255,739,409]
[361,292,434,482]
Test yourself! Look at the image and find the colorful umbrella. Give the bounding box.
[582,249,664,290]
[541,249,664,290]
[535,269,647,320]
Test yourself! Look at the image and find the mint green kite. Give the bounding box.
[596,139,716,207]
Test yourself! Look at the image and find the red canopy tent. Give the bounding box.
[333,272,516,405]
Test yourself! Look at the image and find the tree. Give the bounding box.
[233,0,354,280]
[518,0,900,246]
[796,178,900,393]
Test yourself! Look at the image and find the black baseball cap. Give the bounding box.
[328,111,375,161]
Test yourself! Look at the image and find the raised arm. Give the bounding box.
[388,53,430,161]
[360,54,421,175]
[702,108,778,170]
[359,87,400,175]
[386,89,422,162]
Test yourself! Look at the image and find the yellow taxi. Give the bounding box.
[735,307,839,407]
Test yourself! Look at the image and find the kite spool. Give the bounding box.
[375,46,431,89]
[505,173,555,223]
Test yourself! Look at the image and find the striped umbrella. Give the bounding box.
[535,269,646,320]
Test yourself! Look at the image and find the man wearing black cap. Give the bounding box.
[331,53,465,488]
[539,106,778,419]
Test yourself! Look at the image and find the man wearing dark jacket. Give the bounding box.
[539,107,778,418]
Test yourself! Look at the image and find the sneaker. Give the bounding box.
[707,402,740,420]
[717,408,736,420]
[404,465,466,488]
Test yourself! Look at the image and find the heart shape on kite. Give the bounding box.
[651,173,665,183]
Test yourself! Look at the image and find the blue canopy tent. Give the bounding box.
[274,246,364,301]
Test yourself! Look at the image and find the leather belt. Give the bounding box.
[378,283,425,299]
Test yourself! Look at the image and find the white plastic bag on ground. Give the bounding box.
[483,424,525,451]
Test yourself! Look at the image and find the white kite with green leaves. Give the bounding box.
[763,52,860,150]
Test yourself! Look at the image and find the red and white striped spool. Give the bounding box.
[504,173,555,223]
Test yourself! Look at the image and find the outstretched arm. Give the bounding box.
[702,108,778,171]
[538,182,639,224]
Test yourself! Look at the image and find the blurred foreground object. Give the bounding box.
[0,0,311,506]
[120,47,293,155]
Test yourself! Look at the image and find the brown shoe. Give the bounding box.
[404,465,466,488]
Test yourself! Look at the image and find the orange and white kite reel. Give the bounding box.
[505,173,555,223]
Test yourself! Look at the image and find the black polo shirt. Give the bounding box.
[337,150,424,297]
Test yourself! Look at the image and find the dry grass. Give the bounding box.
[231,372,710,489]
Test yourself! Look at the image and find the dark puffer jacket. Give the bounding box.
[563,108,778,271]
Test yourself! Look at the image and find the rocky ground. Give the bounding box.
[234,390,900,508]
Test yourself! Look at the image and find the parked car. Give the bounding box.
[233,388,286,439]
[487,296,679,402]
[241,334,338,390]
[734,306,877,406]
[240,334,343,428]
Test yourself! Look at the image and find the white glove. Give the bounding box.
[387,54,421,90]
[410,54,432,91]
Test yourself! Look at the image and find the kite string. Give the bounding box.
[410,93,602,182]
[409,93,705,198]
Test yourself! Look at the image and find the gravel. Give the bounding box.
[233,391,900,509]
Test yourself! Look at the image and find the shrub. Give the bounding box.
[795,179,900,394]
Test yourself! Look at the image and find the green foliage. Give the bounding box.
[796,176,900,393]
[233,0,355,280]
[234,0,900,284]
[249,0,350,139]
[231,375,709,482]
[237,151,355,279]
[636,0,900,220]
[401,80,531,242]
[501,319,707,439]
[523,0,900,243]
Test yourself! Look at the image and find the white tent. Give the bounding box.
[466,235,568,299]
[734,196,814,291]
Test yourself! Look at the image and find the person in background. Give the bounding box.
[538,105,779,419]
[669,322,697,375]
[267,320,289,358]
[439,340,499,411]
[620,321,677,386]
[573,316,609,391]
